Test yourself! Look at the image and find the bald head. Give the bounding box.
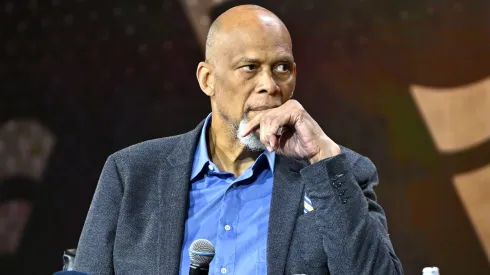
[196,4,296,143]
[205,5,292,63]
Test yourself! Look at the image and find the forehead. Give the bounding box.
[218,22,293,63]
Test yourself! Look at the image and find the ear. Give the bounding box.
[290,63,297,98]
[196,62,215,97]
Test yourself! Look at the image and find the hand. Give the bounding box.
[241,100,341,163]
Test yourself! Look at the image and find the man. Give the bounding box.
[74,5,403,275]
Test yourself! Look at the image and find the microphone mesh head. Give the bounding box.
[189,239,215,265]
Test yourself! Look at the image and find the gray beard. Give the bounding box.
[237,118,266,152]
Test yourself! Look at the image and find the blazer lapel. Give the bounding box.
[158,121,204,274]
[267,155,306,275]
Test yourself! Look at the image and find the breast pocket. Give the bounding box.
[256,247,267,275]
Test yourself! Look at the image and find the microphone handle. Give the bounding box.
[189,263,209,275]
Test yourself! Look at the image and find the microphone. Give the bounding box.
[189,239,215,275]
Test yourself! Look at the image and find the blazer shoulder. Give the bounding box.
[114,135,182,158]
[109,134,186,173]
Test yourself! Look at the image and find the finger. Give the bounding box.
[267,109,294,132]
[260,117,282,151]
[241,102,296,137]
[240,113,263,137]
[266,122,282,149]
[258,116,276,150]
[259,118,270,149]
[267,134,278,151]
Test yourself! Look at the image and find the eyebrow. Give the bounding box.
[276,57,294,63]
[232,56,294,67]
[236,58,260,65]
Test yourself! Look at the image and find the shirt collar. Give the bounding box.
[190,113,275,180]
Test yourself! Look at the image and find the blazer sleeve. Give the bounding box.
[300,152,404,275]
[73,154,123,275]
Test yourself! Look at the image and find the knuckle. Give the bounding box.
[259,127,267,137]
[289,99,300,108]
[269,122,280,132]
[259,115,268,124]
[296,106,307,118]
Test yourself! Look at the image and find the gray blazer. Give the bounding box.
[74,121,403,275]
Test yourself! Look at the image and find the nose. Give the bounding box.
[257,71,280,95]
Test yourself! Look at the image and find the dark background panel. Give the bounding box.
[0,0,489,274]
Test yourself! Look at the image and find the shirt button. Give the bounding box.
[221,267,227,273]
[224,225,231,231]
[208,164,214,171]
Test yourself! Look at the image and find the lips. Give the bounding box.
[249,105,280,112]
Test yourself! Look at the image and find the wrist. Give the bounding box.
[309,142,341,164]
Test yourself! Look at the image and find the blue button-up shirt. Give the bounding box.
[179,114,275,275]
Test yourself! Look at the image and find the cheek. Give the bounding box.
[218,73,257,116]
[280,80,295,100]
[215,88,248,118]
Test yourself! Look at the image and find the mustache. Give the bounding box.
[244,103,282,113]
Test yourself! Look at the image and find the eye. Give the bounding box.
[275,64,290,73]
[241,64,257,72]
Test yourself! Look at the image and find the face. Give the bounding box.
[209,18,297,140]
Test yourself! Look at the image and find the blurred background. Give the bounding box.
[0,0,489,274]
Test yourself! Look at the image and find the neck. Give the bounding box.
[208,113,261,177]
